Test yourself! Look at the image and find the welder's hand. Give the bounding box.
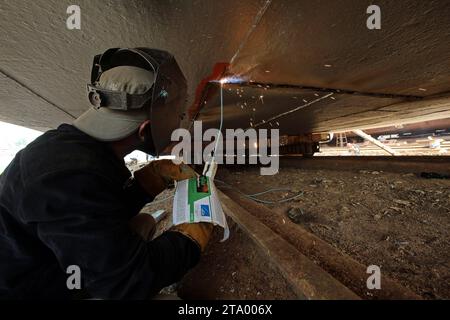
[171,222,214,252]
[149,160,197,183]
[134,160,196,197]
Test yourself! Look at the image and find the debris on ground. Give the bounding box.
[216,166,450,299]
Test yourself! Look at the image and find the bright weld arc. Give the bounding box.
[216,76,246,85]
[209,75,247,162]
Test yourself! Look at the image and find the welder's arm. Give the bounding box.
[25,171,203,299]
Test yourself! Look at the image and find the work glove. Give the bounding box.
[171,223,214,252]
[134,160,214,252]
[133,160,197,198]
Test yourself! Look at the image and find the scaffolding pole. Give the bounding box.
[352,129,397,156]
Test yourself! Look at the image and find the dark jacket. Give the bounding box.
[0,124,200,299]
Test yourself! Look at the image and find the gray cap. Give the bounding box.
[73,66,155,141]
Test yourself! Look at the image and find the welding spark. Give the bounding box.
[216,76,246,85]
[259,95,264,104]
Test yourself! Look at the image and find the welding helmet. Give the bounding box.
[73,47,187,156]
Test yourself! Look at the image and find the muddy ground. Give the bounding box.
[141,165,449,299]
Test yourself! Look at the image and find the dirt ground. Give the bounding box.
[178,220,297,300]
[139,162,449,299]
[214,167,450,299]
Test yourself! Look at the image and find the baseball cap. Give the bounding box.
[73,65,155,141]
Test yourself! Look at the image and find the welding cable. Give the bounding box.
[203,82,224,176]
[213,83,224,157]
[144,179,303,207]
[214,179,303,204]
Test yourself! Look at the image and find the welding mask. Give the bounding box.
[74,47,187,156]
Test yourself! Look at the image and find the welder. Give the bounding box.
[0,48,213,299]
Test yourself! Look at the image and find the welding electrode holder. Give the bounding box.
[196,175,209,193]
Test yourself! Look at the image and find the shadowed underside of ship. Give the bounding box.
[1,0,449,139]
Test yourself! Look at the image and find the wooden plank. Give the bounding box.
[221,188,422,300]
[217,190,360,300]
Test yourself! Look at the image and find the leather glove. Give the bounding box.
[135,160,214,251]
[171,222,214,252]
[134,160,197,197]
